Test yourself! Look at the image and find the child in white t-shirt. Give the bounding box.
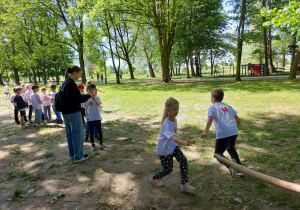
[201,88,243,178]
[150,98,196,193]
[24,84,33,122]
[4,83,11,100]
[30,85,43,126]
[84,84,103,150]
[40,87,52,122]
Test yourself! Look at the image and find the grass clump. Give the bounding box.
[11,188,24,199]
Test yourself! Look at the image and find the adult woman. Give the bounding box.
[61,66,91,162]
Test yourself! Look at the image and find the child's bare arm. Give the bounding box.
[201,116,213,138]
[91,95,101,106]
[96,88,105,93]
[234,115,241,127]
[39,99,43,104]
[171,136,195,146]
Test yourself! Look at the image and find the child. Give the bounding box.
[40,87,52,122]
[84,84,103,150]
[150,98,196,193]
[30,85,43,126]
[50,85,63,124]
[11,88,20,124]
[24,84,33,123]
[86,80,105,93]
[14,87,27,127]
[77,84,86,125]
[201,88,243,178]
[4,83,11,100]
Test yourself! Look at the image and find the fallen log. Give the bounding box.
[214,153,300,193]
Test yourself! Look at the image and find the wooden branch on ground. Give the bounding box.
[214,153,300,193]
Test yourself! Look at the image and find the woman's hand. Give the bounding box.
[186,140,196,146]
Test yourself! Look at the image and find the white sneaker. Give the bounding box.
[74,154,89,163]
[150,176,164,187]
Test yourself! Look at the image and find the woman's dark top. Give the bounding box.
[61,78,91,114]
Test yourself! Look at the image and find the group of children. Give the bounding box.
[4,81,63,127]
[5,81,242,194]
[150,88,243,193]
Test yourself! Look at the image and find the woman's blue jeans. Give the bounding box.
[52,105,62,121]
[63,111,85,161]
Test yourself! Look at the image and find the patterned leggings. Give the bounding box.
[152,146,189,185]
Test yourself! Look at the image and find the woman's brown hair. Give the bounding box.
[65,65,82,79]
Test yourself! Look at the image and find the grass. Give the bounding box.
[11,188,24,199]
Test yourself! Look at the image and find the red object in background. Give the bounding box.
[251,64,261,75]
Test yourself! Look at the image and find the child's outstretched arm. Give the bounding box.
[201,116,213,138]
[96,88,105,93]
[172,136,196,146]
[234,115,241,127]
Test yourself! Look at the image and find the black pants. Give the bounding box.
[80,108,85,125]
[14,106,20,123]
[215,135,241,168]
[89,120,103,145]
[152,146,189,185]
[28,105,33,121]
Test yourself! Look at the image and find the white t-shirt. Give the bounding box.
[4,85,9,93]
[11,94,17,107]
[24,90,33,105]
[40,93,51,107]
[30,93,42,110]
[51,91,57,105]
[208,102,238,139]
[156,118,178,156]
[84,96,102,121]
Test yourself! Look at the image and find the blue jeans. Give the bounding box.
[85,121,98,136]
[52,105,62,121]
[63,111,85,161]
[35,109,42,123]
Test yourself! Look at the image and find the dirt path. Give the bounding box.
[0,93,299,209]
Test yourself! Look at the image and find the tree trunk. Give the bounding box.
[268,29,275,73]
[79,48,86,84]
[195,51,200,77]
[210,49,214,76]
[290,34,296,70]
[28,69,32,83]
[236,0,246,81]
[32,68,37,84]
[161,49,172,82]
[288,47,300,80]
[282,54,285,67]
[97,73,100,81]
[262,0,269,76]
[54,62,59,84]
[126,60,135,79]
[13,67,20,85]
[185,55,190,79]
[144,47,156,78]
[0,73,4,85]
[190,53,195,76]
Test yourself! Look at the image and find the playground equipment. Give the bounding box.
[214,153,300,193]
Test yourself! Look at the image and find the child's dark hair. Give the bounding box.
[32,85,39,90]
[211,88,224,102]
[87,84,96,90]
[13,88,18,93]
[16,87,23,92]
[50,85,56,89]
[161,98,179,127]
[65,65,82,79]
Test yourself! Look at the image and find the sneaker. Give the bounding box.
[34,123,40,127]
[91,144,96,151]
[21,124,26,128]
[150,176,164,187]
[85,135,89,142]
[99,144,104,150]
[228,167,237,179]
[56,120,63,124]
[237,172,245,176]
[181,183,196,193]
[74,154,89,163]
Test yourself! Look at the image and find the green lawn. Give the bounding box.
[0,79,300,209]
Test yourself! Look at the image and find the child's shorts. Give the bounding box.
[4,92,9,94]
[20,110,26,116]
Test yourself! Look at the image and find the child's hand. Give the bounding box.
[86,117,89,121]
[200,133,207,139]
[186,140,196,146]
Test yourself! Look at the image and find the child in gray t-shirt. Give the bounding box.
[30,85,43,126]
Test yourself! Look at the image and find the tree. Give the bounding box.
[261,0,300,79]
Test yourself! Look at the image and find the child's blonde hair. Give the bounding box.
[161,97,179,127]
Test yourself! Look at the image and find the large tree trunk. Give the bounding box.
[195,51,200,77]
[236,0,246,81]
[210,49,214,76]
[282,54,285,67]
[79,47,86,84]
[160,48,172,82]
[268,29,275,73]
[54,62,59,84]
[262,0,269,76]
[0,73,4,85]
[32,68,37,84]
[190,53,195,76]
[289,47,300,80]
[13,67,20,85]
[126,59,135,79]
[28,69,32,83]
[185,55,190,79]
[290,34,297,70]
